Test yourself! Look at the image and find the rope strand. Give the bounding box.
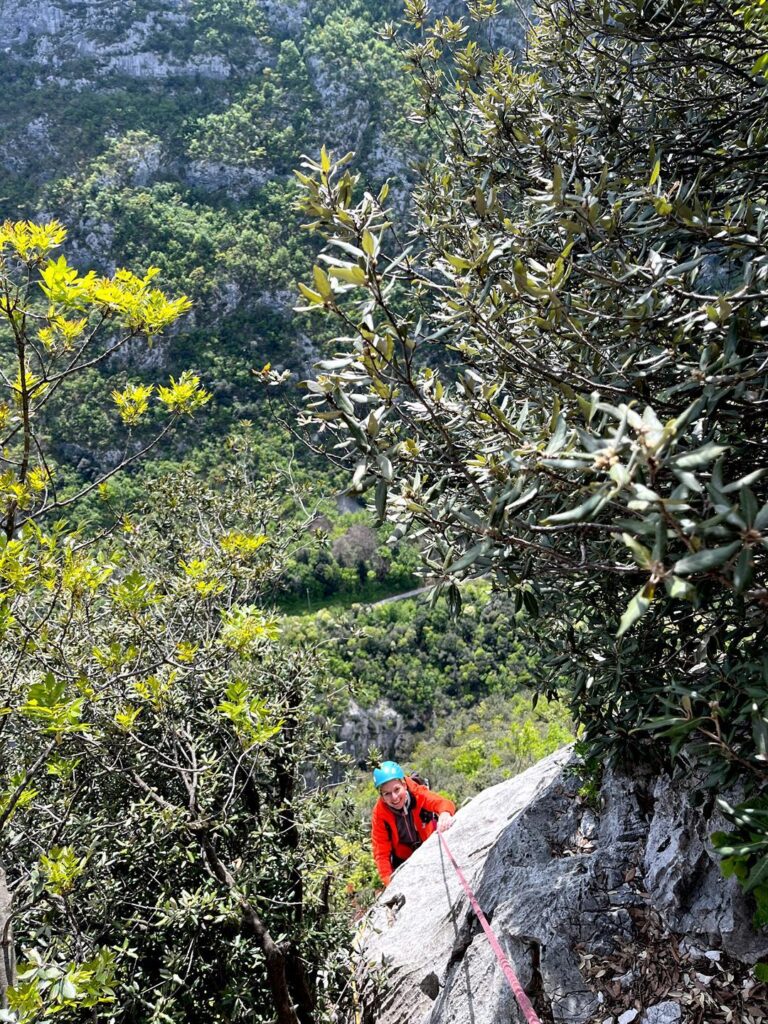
[438,831,542,1024]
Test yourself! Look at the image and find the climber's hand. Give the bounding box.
[436,812,454,833]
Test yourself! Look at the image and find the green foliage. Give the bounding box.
[408,692,574,805]
[275,511,419,612]
[8,948,117,1023]
[296,0,768,905]
[189,41,315,171]
[739,0,768,74]
[713,796,768,928]
[190,0,269,61]
[37,846,88,897]
[565,749,604,810]
[328,830,381,915]
[16,673,86,735]
[302,6,425,163]
[0,10,480,1018]
[0,470,354,1023]
[37,165,328,516]
[217,678,283,744]
[286,583,538,713]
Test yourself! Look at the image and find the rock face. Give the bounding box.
[356,748,768,1024]
[1,0,262,79]
[338,699,405,766]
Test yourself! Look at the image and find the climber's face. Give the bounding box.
[379,779,408,810]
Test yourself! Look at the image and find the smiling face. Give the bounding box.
[379,778,408,811]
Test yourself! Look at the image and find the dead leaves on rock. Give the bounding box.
[576,901,767,1023]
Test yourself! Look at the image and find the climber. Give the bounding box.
[371,761,456,886]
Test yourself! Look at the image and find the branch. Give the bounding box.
[0,739,58,833]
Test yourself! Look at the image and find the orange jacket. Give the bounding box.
[371,778,456,885]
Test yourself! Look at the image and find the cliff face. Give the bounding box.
[0,0,525,487]
[357,749,768,1024]
[0,0,423,467]
[0,0,411,194]
[2,0,244,80]
[0,0,526,195]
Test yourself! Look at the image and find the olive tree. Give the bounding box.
[293,0,768,916]
[1,467,351,1024]
[0,221,353,1022]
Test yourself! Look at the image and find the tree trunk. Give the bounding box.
[0,864,15,1009]
[197,832,302,1024]
[239,904,303,1024]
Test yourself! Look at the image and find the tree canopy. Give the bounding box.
[0,228,352,1024]
[296,0,768,916]
[1,462,354,1024]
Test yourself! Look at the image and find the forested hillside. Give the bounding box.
[1,0,436,513]
[0,5,544,1023]
[2,1,765,1022]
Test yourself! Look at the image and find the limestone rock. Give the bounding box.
[643,775,765,960]
[260,0,309,38]
[640,1003,681,1024]
[183,160,272,198]
[356,748,768,1024]
[2,0,267,82]
[338,699,405,766]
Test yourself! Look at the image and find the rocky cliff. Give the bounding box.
[2,0,246,80]
[0,0,529,483]
[0,0,414,195]
[357,748,768,1024]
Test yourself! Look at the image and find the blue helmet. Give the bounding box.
[373,761,405,789]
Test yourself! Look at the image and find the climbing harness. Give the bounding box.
[438,832,542,1024]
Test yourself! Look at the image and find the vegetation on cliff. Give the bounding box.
[287,583,539,713]
[297,0,768,924]
[0,0,428,522]
[2,0,767,1020]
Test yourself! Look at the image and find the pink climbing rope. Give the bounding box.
[438,831,542,1024]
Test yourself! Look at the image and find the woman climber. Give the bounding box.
[370,760,456,886]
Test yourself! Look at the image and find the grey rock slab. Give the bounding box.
[338,699,405,767]
[356,747,575,1024]
[357,745,768,1024]
[426,929,522,1024]
[643,775,768,960]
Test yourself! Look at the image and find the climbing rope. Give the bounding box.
[438,832,542,1024]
